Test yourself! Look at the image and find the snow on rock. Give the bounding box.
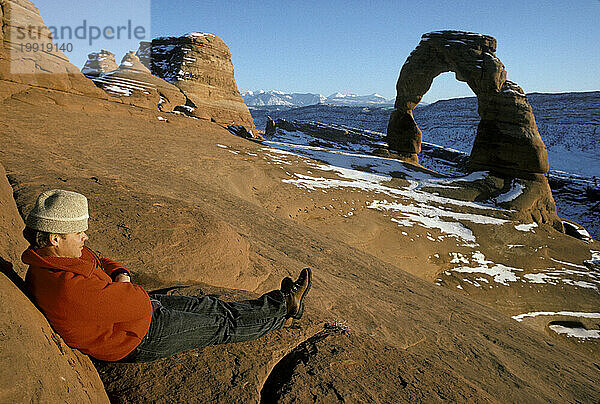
[81,49,118,76]
[449,251,600,290]
[585,250,600,271]
[495,181,525,203]
[449,251,522,285]
[367,199,506,245]
[186,32,215,38]
[257,141,513,247]
[522,268,600,290]
[175,105,195,114]
[450,253,470,264]
[512,311,600,322]
[103,85,132,96]
[257,122,600,294]
[549,258,586,269]
[136,34,255,129]
[549,325,600,340]
[515,223,538,232]
[249,93,600,239]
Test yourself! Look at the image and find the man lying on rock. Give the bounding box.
[21,189,311,363]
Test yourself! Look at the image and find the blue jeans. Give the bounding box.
[122,290,288,363]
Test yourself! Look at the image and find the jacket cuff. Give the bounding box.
[110,268,131,281]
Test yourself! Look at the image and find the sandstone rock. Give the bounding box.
[0,272,110,403]
[84,50,186,112]
[0,162,28,278]
[95,284,600,403]
[387,30,548,178]
[386,30,559,228]
[118,50,151,73]
[268,118,377,149]
[81,50,119,77]
[495,177,562,230]
[265,116,276,137]
[0,163,109,403]
[0,0,105,100]
[2,97,600,401]
[261,328,496,403]
[137,32,255,131]
[471,80,549,177]
[228,124,264,141]
[386,110,422,163]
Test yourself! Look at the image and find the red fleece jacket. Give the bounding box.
[22,246,152,361]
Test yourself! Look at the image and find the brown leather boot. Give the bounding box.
[281,267,312,319]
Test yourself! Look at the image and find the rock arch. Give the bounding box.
[387,31,549,179]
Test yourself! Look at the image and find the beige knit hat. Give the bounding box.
[26,189,89,233]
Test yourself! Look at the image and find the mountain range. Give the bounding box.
[242,90,394,107]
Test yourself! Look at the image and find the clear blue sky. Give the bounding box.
[36,0,599,103]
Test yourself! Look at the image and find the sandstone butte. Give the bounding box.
[1,1,600,402]
[82,50,187,113]
[79,33,258,136]
[135,33,256,132]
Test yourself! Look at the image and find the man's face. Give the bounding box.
[51,232,89,258]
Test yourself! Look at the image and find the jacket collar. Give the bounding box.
[22,246,98,277]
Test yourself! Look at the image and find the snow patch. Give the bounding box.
[450,253,470,264]
[368,200,507,244]
[549,324,600,340]
[549,258,587,270]
[450,251,522,285]
[186,32,215,38]
[259,142,510,247]
[512,311,600,322]
[103,85,132,96]
[495,182,524,203]
[515,223,538,232]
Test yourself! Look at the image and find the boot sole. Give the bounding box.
[292,267,312,320]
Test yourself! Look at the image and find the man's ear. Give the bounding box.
[48,233,61,247]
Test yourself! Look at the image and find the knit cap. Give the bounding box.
[26,189,89,233]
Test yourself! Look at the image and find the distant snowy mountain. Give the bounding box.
[324,92,392,106]
[242,90,393,107]
[242,90,325,107]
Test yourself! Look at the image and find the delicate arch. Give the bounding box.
[386,31,548,179]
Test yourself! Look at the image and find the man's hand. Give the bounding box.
[114,273,131,283]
